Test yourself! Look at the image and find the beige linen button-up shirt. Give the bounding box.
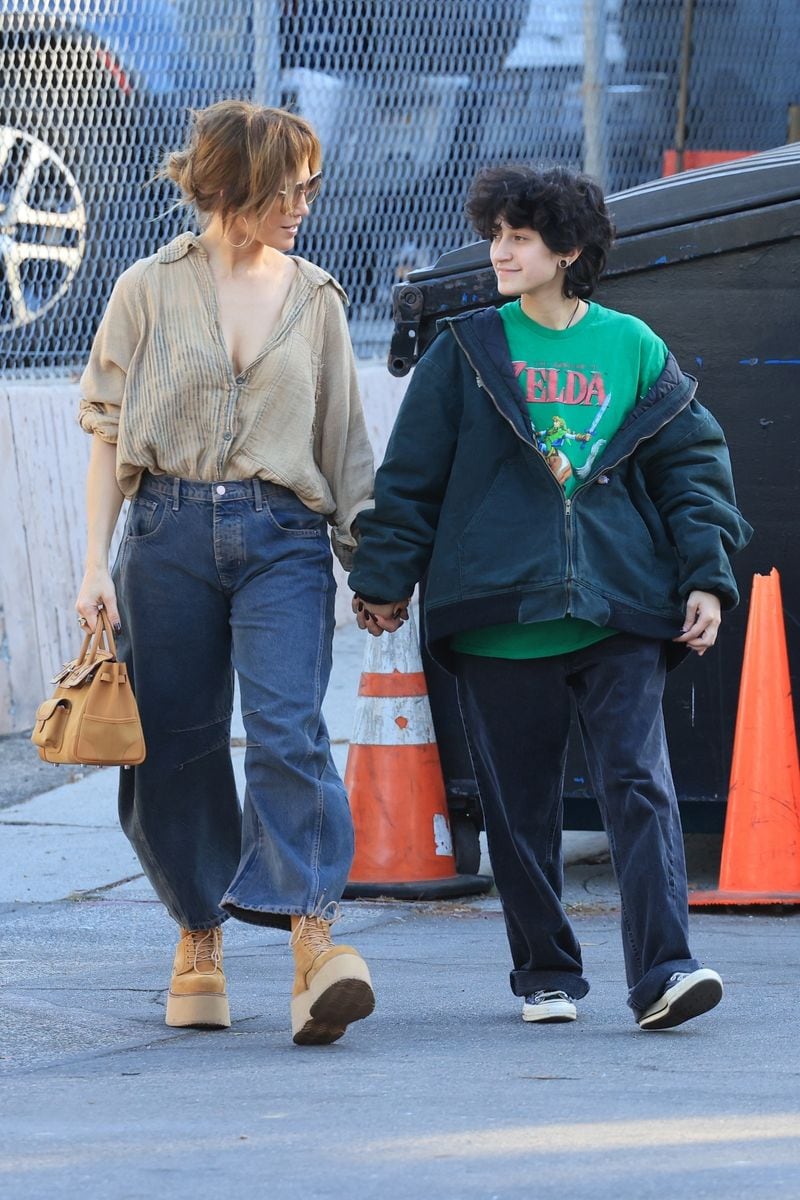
[78,232,374,567]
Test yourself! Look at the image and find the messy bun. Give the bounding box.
[161,99,321,230]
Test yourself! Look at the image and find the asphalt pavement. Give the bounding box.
[2,623,799,1199]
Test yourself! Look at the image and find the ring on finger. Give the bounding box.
[78,616,89,627]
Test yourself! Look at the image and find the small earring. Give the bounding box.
[225,217,250,248]
[559,258,569,269]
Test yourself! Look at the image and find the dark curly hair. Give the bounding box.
[465,165,615,299]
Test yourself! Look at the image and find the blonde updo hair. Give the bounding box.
[163,100,322,230]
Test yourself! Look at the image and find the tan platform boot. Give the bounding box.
[290,915,375,1045]
[165,926,231,1029]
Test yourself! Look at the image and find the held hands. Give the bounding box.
[672,590,721,656]
[352,596,410,637]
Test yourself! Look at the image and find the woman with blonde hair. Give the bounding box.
[76,100,376,1046]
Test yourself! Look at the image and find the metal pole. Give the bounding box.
[674,0,696,173]
[252,0,281,106]
[582,0,608,185]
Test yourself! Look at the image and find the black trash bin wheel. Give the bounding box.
[450,812,482,876]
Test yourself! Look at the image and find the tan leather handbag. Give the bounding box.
[31,609,146,766]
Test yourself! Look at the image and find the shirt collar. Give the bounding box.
[154,233,348,304]
[156,232,201,263]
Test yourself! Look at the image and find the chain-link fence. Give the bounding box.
[1,0,798,373]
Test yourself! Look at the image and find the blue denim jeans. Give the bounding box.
[454,634,700,1017]
[113,473,353,931]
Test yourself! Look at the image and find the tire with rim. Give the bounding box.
[0,23,137,371]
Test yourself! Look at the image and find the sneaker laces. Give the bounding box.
[185,927,222,970]
[529,990,572,1004]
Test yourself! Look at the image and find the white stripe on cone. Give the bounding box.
[433,813,454,856]
[351,610,437,746]
[351,693,437,747]
[347,609,460,877]
[361,610,425,675]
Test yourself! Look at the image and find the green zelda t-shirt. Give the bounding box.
[452,300,668,659]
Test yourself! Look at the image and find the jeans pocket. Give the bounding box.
[125,494,168,541]
[264,492,324,537]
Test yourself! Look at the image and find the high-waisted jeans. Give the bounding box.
[454,633,700,1017]
[112,473,353,932]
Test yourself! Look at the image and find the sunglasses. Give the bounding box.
[279,171,323,208]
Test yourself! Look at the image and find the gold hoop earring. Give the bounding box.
[225,218,250,248]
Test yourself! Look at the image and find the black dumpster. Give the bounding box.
[390,144,800,852]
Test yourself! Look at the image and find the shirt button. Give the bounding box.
[216,485,226,496]
[223,431,232,441]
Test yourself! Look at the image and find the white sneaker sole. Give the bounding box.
[522,1000,577,1024]
[638,968,723,1031]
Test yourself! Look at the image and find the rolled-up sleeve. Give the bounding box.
[314,287,375,569]
[78,266,141,443]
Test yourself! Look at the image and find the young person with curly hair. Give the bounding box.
[76,101,376,1046]
[348,164,751,1032]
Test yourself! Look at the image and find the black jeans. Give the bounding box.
[454,633,699,1016]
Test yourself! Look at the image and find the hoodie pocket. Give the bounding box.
[455,458,564,593]
[575,477,678,609]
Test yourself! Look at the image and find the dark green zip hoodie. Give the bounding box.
[350,307,752,666]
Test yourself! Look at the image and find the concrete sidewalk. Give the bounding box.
[2,624,799,1199]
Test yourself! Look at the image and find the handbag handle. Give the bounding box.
[77,608,118,667]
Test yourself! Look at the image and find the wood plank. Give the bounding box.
[0,382,89,733]
[0,386,40,733]
[15,384,90,704]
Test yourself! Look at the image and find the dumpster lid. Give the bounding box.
[409,144,800,281]
[608,143,800,237]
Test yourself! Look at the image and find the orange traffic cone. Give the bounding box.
[343,608,492,899]
[689,568,800,907]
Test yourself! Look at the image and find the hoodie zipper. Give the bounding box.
[564,496,573,613]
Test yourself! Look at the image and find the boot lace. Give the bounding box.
[289,901,341,951]
[186,927,222,970]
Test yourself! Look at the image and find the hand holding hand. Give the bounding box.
[351,595,410,637]
[673,590,721,656]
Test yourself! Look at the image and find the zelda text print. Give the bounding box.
[512,362,611,484]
